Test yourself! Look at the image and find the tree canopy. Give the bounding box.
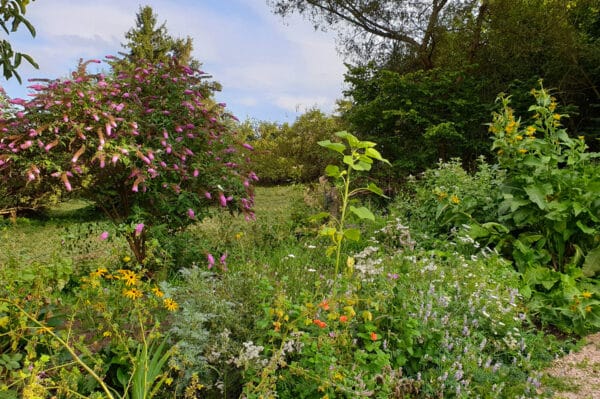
[0,0,38,82]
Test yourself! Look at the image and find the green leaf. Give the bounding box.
[335,131,359,147]
[583,246,600,277]
[524,183,553,209]
[576,220,596,235]
[343,155,354,166]
[366,182,386,197]
[364,147,388,163]
[343,228,361,241]
[318,140,346,154]
[309,212,330,222]
[319,227,337,237]
[324,164,340,178]
[351,160,371,171]
[349,206,375,221]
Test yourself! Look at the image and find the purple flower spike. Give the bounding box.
[207,253,215,269]
[134,223,144,236]
[187,208,195,219]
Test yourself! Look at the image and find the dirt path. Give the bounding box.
[545,333,600,399]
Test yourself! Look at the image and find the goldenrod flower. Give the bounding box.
[117,269,138,286]
[582,291,593,299]
[152,286,164,297]
[164,298,179,311]
[123,288,143,300]
[526,126,536,136]
[450,195,460,204]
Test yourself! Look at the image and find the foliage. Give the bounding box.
[267,0,478,68]
[344,66,490,178]
[243,109,343,184]
[0,56,256,266]
[0,0,38,82]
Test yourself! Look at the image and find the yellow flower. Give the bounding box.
[117,269,138,286]
[582,291,593,299]
[152,286,164,297]
[234,232,244,240]
[518,148,528,154]
[123,255,131,263]
[585,305,592,313]
[553,113,561,120]
[164,298,179,311]
[437,191,448,201]
[123,288,143,300]
[450,195,460,204]
[90,267,108,278]
[515,135,523,141]
[578,135,585,141]
[526,126,536,136]
[103,331,112,337]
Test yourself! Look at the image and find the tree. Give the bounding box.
[122,5,195,67]
[0,0,38,82]
[268,0,481,69]
[0,57,256,265]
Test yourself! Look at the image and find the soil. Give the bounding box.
[545,332,600,399]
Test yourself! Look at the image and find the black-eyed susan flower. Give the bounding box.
[118,269,138,286]
[123,288,143,300]
[152,286,164,297]
[163,298,179,311]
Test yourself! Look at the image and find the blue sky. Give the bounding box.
[1,0,346,123]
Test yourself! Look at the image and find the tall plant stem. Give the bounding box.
[333,166,352,291]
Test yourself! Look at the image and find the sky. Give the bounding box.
[1,0,347,123]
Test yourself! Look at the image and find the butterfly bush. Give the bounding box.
[0,57,256,262]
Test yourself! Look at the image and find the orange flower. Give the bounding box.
[370,331,378,341]
[313,319,327,328]
[318,300,330,311]
[339,315,348,323]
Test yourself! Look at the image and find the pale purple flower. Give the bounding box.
[205,192,212,199]
[207,253,215,269]
[219,192,227,207]
[242,143,254,151]
[99,231,109,240]
[134,223,144,236]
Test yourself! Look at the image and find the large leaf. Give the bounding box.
[582,246,600,277]
[349,206,375,221]
[524,183,553,210]
[318,140,346,154]
[343,228,361,241]
[324,164,341,178]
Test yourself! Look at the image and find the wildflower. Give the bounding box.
[123,255,131,263]
[318,300,330,311]
[134,223,144,236]
[207,253,215,269]
[515,135,523,141]
[152,286,164,297]
[164,298,179,311]
[90,267,108,278]
[273,321,282,332]
[526,126,536,136]
[437,191,448,201]
[339,315,348,323]
[123,288,143,300]
[579,135,585,141]
[582,291,593,299]
[99,231,109,240]
[586,305,593,313]
[313,319,327,328]
[118,269,138,286]
[450,195,460,204]
[553,113,561,120]
[235,232,244,240]
[518,148,528,154]
[370,331,378,341]
[103,331,112,337]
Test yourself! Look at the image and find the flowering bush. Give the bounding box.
[0,57,256,264]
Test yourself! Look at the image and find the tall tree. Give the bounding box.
[0,0,38,82]
[122,5,195,66]
[267,0,479,69]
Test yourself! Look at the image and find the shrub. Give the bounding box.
[0,57,256,267]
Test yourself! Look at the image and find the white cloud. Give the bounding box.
[275,95,332,113]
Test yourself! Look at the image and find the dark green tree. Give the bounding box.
[0,0,38,82]
[122,5,195,67]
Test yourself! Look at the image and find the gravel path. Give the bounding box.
[545,333,600,399]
